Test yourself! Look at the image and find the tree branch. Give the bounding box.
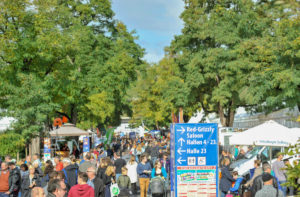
[55,111,71,122]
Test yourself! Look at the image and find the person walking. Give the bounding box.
[86,167,105,197]
[54,157,63,172]
[117,167,131,197]
[103,166,116,197]
[68,172,94,197]
[137,154,152,197]
[43,172,58,196]
[220,158,237,197]
[126,155,138,195]
[8,162,21,197]
[62,159,78,191]
[31,187,45,197]
[244,160,262,188]
[255,173,284,197]
[151,160,167,179]
[96,159,108,181]
[41,161,54,187]
[79,153,94,173]
[160,153,170,176]
[251,162,280,197]
[0,162,10,197]
[47,179,67,197]
[21,165,41,197]
[113,152,126,180]
[272,153,287,196]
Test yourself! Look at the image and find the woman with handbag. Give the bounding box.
[103,166,116,197]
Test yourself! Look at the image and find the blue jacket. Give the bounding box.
[137,162,152,178]
[151,167,167,179]
[220,165,235,192]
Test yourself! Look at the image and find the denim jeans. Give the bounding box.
[0,193,9,197]
[220,191,227,197]
[279,181,287,197]
[116,173,121,180]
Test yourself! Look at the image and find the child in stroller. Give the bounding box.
[150,160,168,197]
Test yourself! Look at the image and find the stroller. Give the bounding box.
[150,177,167,197]
[228,177,244,197]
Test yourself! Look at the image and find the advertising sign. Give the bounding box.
[83,137,90,153]
[44,138,51,162]
[173,123,218,197]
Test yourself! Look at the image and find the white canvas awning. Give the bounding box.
[49,123,91,137]
[230,120,298,147]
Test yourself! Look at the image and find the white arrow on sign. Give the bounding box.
[177,147,186,155]
[178,138,185,146]
[177,157,186,165]
[177,126,186,134]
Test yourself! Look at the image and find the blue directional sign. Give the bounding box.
[173,123,218,197]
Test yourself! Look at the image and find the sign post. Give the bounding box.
[173,123,218,197]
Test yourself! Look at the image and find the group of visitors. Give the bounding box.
[219,152,295,197]
[0,136,170,197]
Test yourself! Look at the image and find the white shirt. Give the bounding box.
[126,162,138,183]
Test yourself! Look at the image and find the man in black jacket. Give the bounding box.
[114,152,126,180]
[87,166,105,197]
[62,158,78,191]
[251,162,279,197]
[8,162,21,197]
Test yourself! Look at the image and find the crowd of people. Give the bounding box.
[0,136,170,197]
[219,151,297,197]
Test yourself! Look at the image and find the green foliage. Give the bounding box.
[238,1,300,113]
[163,0,300,126]
[0,0,144,139]
[129,57,190,129]
[168,0,268,126]
[284,143,300,194]
[0,133,25,158]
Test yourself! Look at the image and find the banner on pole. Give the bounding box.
[44,138,51,162]
[83,137,90,153]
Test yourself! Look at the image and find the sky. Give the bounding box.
[111,0,184,63]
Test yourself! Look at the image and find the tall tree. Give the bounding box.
[129,57,189,129]
[239,0,300,113]
[0,0,144,140]
[168,0,278,126]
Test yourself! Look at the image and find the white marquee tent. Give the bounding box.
[230,120,299,147]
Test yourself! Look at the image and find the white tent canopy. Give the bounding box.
[230,120,298,147]
[49,123,91,137]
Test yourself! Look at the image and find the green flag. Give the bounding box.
[104,128,114,145]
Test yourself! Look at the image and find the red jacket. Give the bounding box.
[68,184,94,197]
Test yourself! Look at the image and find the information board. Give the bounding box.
[174,123,218,197]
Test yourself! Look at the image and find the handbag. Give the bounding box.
[110,183,120,196]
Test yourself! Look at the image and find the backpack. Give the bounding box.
[62,168,77,187]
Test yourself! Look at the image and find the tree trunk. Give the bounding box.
[218,103,227,126]
[70,104,78,125]
[226,100,235,127]
[218,102,235,127]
